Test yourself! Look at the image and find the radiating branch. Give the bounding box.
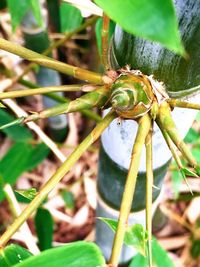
[0,110,116,247]
[109,114,151,267]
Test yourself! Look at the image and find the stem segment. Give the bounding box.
[0,38,107,84]
[109,114,151,267]
[0,85,85,99]
[145,124,153,267]
[0,110,116,247]
[168,99,200,110]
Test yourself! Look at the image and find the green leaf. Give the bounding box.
[184,128,199,144]
[129,238,175,267]
[181,167,198,178]
[7,0,32,31]
[95,18,115,57]
[35,208,54,251]
[98,217,147,255]
[30,0,43,28]
[13,241,105,267]
[0,244,32,267]
[0,109,32,141]
[191,239,200,259]
[15,188,37,201]
[192,147,200,164]
[171,169,183,198]
[7,0,43,31]
[0,142,49,202]
[60,2,83,33]
[61,190,75,209]
[124,224,148,256]
[95,0,185,55]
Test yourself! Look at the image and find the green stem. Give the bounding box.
[0,38,109,84]
[109,114,151,267]
[18,78,102,122]
[156,102,198,168]
[17,16,98,82]
[168,99,200,110]
[0,110,116,248]
[145,124,153,267]
[102,13,110,70]
[0,85,86,99]
[24,86,110,122]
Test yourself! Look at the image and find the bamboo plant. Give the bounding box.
[0,1,200,267]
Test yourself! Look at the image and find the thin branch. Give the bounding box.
[23,86,110,122]
[145,123,153,267]
[0,110,116,247]
[0,85,91,99]
[0,38,111,84]
[16,16,98,83]
[3,184,40,254]
[102,13,110,70]
[168,99,200,110]
[109,114,151,267]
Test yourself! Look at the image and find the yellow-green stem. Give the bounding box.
[145,125,153,267]
[156,102,197,168]
[0,110,116,248]
[109,114,151,267]
[0,85,85,99]
[168,99,200,110]
[0,38,109,84]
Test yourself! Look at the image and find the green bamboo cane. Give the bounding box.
[23,86,110,122]
[145,124,153,267]
[168,99,200,110]
[156,102,199,171]
[0,110,116,248]
[109,114,151,267]
[16,16,98,83]
[0,85,88,99]
[19,78,102,122]
[0,38,111,84]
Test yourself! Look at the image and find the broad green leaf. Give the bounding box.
[171,169,183,198]
[192,147,200,163]
[0,0,6,10]
[14,241,105,267]
[0,110,32,141]
[184,128,199,144]
[7,0,43,31]
[191,239,200,259]
[25,143,49,171]
[60,2,83,33]
[7,0,32,31]
[15,188,37,201]
[61,190,75,209]
[129,238,175,267]
[30,0,43,28]
[0,142,49,202]
[0,244,32,267]
[95,18,115,57]
[98,217,147,255]
[46,0,61,32]
[35,208,54,251]
[95,0,185,55]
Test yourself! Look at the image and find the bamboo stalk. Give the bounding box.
[102,13,110,70]
[0,85,87,99]
[0,110,116,248]
[168,99,200,110]
[109,114,151,267]
[0,38,110,84]
[145,124,153,267]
